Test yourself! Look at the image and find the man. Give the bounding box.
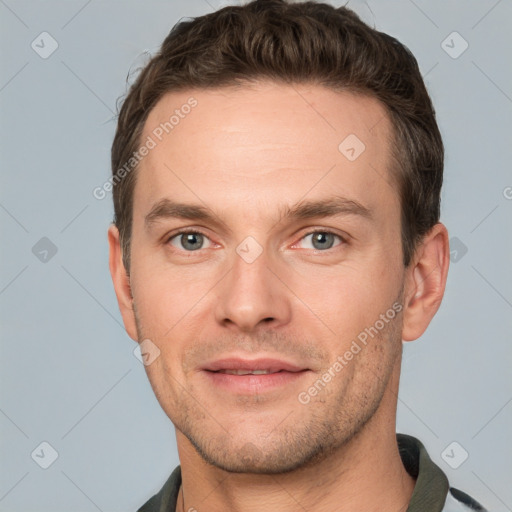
[108,1,487,510]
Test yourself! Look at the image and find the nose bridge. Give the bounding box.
[214,238,291,331]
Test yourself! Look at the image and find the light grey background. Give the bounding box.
[1,1,511,511]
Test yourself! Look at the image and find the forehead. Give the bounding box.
[135,81,397,222]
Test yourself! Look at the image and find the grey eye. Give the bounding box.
[300,232,342,250]
[170,232,210,251]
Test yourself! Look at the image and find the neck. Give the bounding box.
[175,380,415,512]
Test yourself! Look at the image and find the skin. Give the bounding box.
[109,81,450,512]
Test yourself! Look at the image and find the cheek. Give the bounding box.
[143,353,183,420]
[131,260,208,336]
[289,260,398,344]
[131,263,216,390]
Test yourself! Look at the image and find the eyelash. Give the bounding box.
[292,229,346,251]
[165,228,347,252]
[166,229,214,250]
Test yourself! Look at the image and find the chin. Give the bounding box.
[184,428,336,475]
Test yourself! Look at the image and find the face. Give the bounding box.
[116,82,410,473]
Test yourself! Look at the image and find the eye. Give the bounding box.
[168,231,212,251]
[297,231,344,251]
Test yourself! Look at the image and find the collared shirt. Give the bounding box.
[136,434,487,512]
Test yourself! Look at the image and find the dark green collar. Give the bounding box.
[398,434,449,511]
[136,464,181,512]
[137,434,450,512]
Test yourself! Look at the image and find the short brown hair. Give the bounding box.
[111,0,443,273]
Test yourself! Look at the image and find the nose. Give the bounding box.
[214,243,292,332]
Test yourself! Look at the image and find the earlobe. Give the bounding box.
[401,223,450,342]
[107,224,139,341]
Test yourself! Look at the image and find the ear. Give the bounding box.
[402,223,450,342]
[108,224,138,341]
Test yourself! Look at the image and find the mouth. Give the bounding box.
[201,357,310,393]
[202,357,307,373]
[214,369,291,375]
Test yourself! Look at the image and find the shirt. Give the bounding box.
[136,434,487,512]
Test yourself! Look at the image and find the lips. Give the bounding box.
[217,369,277,375]
[202,357,306,374]
[201,357,310,393]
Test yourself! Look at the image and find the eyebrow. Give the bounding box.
[144,195,372,230]
[281,196,372,222]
